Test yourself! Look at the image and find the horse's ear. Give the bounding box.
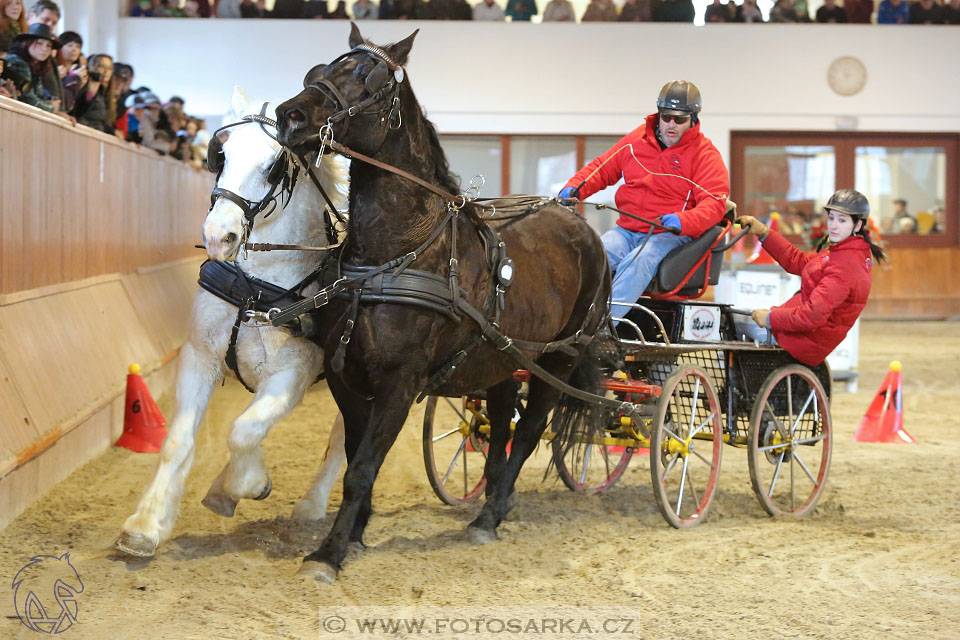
[348,22,365,49]
[231,86,250,119]
[304,63,328,88]
[386,29,418,66]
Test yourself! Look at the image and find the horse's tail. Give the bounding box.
[545,326,622,478]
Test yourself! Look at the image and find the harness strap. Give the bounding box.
[331,289,361,374]
[329,140,465,206]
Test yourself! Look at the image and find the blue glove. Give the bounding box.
[558,186,579,203]
[660,213,682,234]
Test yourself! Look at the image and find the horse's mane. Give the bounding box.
[413,100,461,198]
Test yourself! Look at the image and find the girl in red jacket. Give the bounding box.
[736,189,886,367]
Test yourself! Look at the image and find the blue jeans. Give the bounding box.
[602,226,692,311]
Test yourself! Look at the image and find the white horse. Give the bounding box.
[115,88,348,558]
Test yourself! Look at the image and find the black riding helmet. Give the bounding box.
[824,189,870,222]
[657,80,701,123]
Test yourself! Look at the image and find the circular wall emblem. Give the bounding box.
[827,56,867,96]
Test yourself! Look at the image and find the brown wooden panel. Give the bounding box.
[0,100,211,295]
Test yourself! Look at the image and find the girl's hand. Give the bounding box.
[737,215,769,237]
[751,308,770,328]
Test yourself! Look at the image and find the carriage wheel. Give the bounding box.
[422,396,488,505]
[650,365,723,528]
[552,439,633,493]
[748,365,832,517]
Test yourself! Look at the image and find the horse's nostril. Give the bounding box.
[224,232,238,246]
[288,109,306,123]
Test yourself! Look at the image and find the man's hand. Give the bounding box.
[558,186,579,205]
[751,308,770,328]
[737,215,769,237]
[660,213,682,234]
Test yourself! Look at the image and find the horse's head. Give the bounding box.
[202,87,290,262]
[276,23,417,158]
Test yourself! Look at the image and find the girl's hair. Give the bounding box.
[58,30,82,47]
[0,0,28,36]
[815,219,887,263]
[8,37,53,75]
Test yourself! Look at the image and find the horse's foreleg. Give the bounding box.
[202,367,310,517]
[299,372,415,583]
[467,376,563,543]
[117,342,219,557]
[292,412,346,521]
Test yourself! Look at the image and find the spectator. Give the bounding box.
[240,0,266,16]
[195,0,212,17]
[473,0,505,18]
[2,0,28,37]
[270,0,304,17]
[166,94,184,110]
[542,0,575,20]
[26,1,64,107]
[73,53,117,133]
[301,0,328,17]
[329,0,350,16]
[844,0,873,21]
[770,0,801,20]
[737,0,765,20]
[655,0,695,21]
[877,0,909,21]
[619,0,652,21]
[0,31,20,98]
[353,0,379,18]
[910,0,943,22]
[945,0,960,22]
[153,0,176,16]
[504,0,536,21]
[115,91,145,142]
[582,0,618,20]
[137,90,171,154]
[114,62,134,106]
[182,0,202,17]
[704,0,728,21]
[391,0,419,18]
[54,28,80,109]
[129,0,154,16]
[793,0,812,19]
[216,0,242,17]
[816,0,849,20]
[4,22,65,115]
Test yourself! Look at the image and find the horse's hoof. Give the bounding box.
[254,479,272,501]
[348,540,366,552]
[201,493,238,518]
[298,560,338,584]
[464,526,498,545]
[114,532,157,558]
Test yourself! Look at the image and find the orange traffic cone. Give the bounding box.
[747,212,780,265]
[854,361,916,444]
[115,363,168,452]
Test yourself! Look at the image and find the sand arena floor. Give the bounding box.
[1,320,959,639]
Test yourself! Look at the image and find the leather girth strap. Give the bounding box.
[198,259,322,393]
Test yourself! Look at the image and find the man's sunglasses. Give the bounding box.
[659,113,690,124]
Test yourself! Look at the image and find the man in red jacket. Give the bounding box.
[559,80,729,313]
[737,189,886,366]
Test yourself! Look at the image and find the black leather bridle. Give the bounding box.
[303,43,405,151]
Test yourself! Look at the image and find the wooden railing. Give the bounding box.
[0,97,212,528]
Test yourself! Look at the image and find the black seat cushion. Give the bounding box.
[646,226,724,296]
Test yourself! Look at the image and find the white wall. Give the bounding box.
[108,19,960,167]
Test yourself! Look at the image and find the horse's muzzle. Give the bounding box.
[276,99,309,147]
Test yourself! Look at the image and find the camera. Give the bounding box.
[88,71,102,82]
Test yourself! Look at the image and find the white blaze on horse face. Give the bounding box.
[201,121,283,262]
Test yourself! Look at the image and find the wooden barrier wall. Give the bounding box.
[0,98,211,528]
[865,248,960,319]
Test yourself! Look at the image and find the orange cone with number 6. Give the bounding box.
[115,363,168,452]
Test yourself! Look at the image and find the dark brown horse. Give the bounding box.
[275,24,611,583]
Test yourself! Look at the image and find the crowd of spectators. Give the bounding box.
[1,0,210,167]
[122,0,960,22]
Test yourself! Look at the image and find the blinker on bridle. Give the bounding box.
[304,44,406,165]
[207,103,300,254]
